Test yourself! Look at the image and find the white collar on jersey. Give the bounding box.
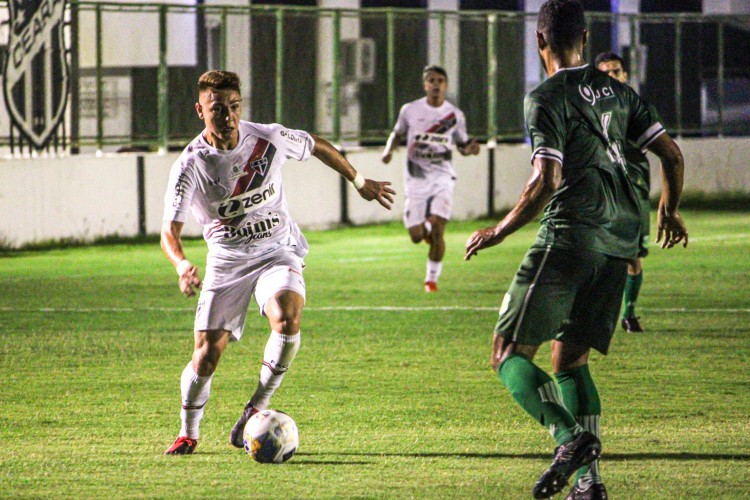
[555,63,590,73]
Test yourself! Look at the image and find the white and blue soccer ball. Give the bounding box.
[243,409,299,463]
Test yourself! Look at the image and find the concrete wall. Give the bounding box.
[1,137,748,248]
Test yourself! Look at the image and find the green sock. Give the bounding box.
[556,365,602,484]
[622,271,643,318]
[498,354,582,445]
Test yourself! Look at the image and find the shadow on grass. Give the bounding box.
[296,451,750,461]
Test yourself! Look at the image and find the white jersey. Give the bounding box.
[393,97,469,179]
[163,121,315,258]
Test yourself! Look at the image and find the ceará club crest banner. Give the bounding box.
[3,0,69,149]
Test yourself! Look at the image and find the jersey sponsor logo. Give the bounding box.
[578,84,615,106]
[413,132,450,145]
[172,171,190,208]
[217,183,277,220]
[279,130,304,144]
[222,212,281,242]
[414,149,452,161]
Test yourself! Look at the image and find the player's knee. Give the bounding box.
[408,228,424,244]
[273,313,301,335]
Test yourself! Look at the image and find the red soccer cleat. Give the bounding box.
[165,436,198,455]
[424,281,438,293]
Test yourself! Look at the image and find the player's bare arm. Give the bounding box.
[464,157,561,260]
[311,133,396,210]
[647,133,688,249]
[381,132,403,164]
[160,220,202,297]
[458,138,480,156]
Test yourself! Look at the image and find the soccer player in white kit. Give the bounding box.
[381,65,480,292]
[163,70,395,455]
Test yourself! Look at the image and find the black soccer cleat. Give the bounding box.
[165,436,198,455]
[532,431,602,499]
[621,315,644,333]
[229,401,259,448]
[565,481,608,500]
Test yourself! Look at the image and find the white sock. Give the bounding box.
[249,331,301,410]
[423,220,433,236]
[179,362,212,439]
[425,259,443,283]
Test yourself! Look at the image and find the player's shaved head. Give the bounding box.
[537,0,586,55]
[198,70,241,95]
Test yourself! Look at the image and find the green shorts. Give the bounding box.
[494,246,628,354]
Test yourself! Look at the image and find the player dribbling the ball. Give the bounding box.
[162,70,395,455]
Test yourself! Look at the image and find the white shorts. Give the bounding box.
[194,249,306,341]
[403,174,456,229]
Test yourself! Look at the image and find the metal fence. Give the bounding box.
[1,2,748,155]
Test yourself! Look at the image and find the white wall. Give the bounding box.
[1,137,748,248]
[0,155,139,247]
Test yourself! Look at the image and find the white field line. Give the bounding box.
[688,233,749,242]
[0,306,748,313]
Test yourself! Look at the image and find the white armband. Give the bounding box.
[176,259,192,277]
[351,172,366,190]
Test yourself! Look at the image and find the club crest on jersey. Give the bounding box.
[3,0,69,149]
[578,84,615,106]
[249,157,269,176]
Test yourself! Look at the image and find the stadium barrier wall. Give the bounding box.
[1,137,748,248]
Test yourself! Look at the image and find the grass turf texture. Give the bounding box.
[1,210,748,498]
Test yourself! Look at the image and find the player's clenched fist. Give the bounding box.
[178,264,202,297]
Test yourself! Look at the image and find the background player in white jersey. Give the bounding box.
[162,70,395,455]
[381,65,480,292]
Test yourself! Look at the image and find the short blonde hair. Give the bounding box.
[198,70,241,94]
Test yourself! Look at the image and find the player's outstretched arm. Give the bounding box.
[458,138,480,156]
[381,132,401,164]
[311,134,396,210]
[160,220,202,297]
[465,157,561,260]
[647,133,688,249]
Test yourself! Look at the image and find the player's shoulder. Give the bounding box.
[401,97,427,112]
[173,133,208,170]
[526,80,559,109]
[241,120,275,139]
[243,121,310,149]
[443,98,464,114]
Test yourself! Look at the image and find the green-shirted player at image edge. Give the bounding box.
[595,50,658,333]
[464,1,689,499]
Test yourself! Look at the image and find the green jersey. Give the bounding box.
[624,102,661,200]
[525,64,665,259]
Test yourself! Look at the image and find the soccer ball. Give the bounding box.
[243,409,299,463]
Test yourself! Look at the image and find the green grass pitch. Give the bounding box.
[1,210,748,498]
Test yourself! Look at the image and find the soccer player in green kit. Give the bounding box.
[464,1,688,498]
[595,51,654,333]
